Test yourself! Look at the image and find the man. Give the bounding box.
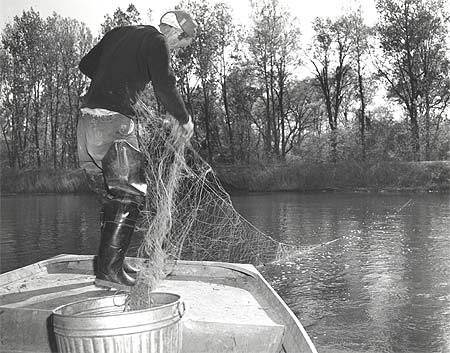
[77,11,197,291]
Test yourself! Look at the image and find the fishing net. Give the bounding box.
[127,100,298,309]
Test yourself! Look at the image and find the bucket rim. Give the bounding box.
[52,292,182,318]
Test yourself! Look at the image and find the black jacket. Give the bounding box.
[79,25,189,124]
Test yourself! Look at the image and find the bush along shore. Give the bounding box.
[1,168,94,194]
[216,160,450,193]
[1,161,449,194]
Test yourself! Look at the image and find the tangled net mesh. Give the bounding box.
[127,100,299,310]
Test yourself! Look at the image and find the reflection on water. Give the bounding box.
[1,192,449,353]
[1,195,101,273]
[232,192,450,353]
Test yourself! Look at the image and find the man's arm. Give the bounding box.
[146,35,190,125]
[79,40,104,79]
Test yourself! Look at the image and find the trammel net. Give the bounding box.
[128,101,297,309]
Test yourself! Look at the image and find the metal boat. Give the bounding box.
[0,254,318,353]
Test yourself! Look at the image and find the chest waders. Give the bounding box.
[95,140,147,291]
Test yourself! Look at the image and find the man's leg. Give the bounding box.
[78,111,145,288]
[95,140,146,290]
[96,197,140,290]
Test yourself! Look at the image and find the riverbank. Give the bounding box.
[1,161,449,194]
[1,168,93,194]
[217,160,450,192]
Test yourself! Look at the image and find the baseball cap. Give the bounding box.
[160,10,197,37]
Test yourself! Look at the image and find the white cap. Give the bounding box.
[160,10,197,37]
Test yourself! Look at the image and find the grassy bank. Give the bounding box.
[2,161,449,194]
[215,161,450,192]
[1,168,93,194]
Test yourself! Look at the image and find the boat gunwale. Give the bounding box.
[0,254,319,353]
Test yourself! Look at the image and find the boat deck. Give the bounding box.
[0,254,317,353]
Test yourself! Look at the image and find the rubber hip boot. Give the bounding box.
[95,199,140,291]
[123,253,140,275]
[100,140,146,281]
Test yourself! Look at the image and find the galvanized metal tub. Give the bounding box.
[52,292,184,353]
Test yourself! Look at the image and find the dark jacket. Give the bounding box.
[79,25,189,124]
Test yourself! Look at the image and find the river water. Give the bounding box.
[1,192,449,353]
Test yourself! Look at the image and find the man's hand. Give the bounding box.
[175,115,194,143]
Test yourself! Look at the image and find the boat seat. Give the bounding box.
[158,279,285,353]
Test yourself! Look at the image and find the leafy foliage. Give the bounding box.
[0,0,449,175]
[1,9,93,169]
[375,0,450,160]
[100,4,142,35]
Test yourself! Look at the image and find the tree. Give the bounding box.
[54,16,93,167]
[248,0,302,160]
[174,0,223,163]
[283,78,316,156]
[1,9,45,168]
[376,0,450,160]
[213,2,237,162]
[0,47,14,166]
[1,9,93,170]
[348,8,375,161]
[100,4,142,35]
[310,15,354,162]
[416,1,450,159]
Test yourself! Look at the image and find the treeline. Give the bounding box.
[1,0,449,173]
[1,10,92,169]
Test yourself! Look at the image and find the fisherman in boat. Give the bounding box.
[77,11,197,290]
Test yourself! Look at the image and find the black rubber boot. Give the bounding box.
[123,259,140,275]
[95,198,140,291]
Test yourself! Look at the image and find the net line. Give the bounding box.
[127,99,299,309]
